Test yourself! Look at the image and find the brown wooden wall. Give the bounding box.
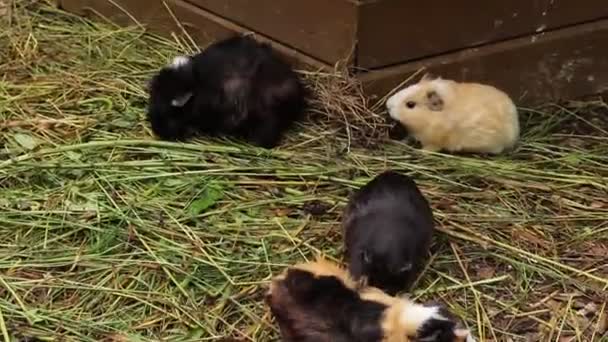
[58,0,331,70]
[186,0,359,65]
[57,0,608,106]
[356,0,608,69]
[361,19,608,104]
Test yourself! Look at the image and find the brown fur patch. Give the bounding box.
[289,257,357,290]
[266,275,334,342]
[426,90,444,111]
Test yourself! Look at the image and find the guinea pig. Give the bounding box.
[342,170,434,296]
[265,257,475,342]
[146,34,308,148]
[385,74,520,155]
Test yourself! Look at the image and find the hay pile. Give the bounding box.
[1,1,607,341]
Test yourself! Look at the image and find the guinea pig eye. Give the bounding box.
[405,101,416,109]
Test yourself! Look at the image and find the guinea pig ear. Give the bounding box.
[426,90,444,111]
[420,72,433,82]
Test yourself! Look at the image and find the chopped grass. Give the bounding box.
[1,1,608,341]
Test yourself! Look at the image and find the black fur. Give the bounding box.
[417,306,460,342]
[343,170,435,295]
[266,268,387,342]
[146,34,308,148]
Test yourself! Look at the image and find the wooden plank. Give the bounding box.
[360,18,608,107]
[357,0,608,69]
[58,0,234,44]
[185,0,358,65]
[57,0,330,70]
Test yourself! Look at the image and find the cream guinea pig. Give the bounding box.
[385,75,520,155]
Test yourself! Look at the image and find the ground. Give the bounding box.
[1,2,607,342]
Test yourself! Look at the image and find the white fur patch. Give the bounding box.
[170,56,190,69]
[171,92,193,107]
[399,304,448,329]
[386,84,420,110]
[385,84,423,121]
[431,79,451,96]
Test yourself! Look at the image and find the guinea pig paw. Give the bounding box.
[170,56,190,69]
[421,144,441,153]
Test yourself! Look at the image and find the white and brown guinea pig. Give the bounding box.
[146,34,308,149]
[385,74,520,155]
[265,257,475,342]
[343,170,434,296]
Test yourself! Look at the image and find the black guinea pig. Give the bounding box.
[146,34,308,148]
[342,170,435,295]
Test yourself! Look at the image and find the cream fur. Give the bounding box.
[399,303,447,335]
[293,257,358,289]
[386,76,520,155]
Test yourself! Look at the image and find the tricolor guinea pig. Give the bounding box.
[343,170,434,295]
[146,34,308,148]
[265,257,475,342]
[385,75,520,155]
